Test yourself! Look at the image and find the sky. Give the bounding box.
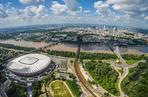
[0,0,148,29]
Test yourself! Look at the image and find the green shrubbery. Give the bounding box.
[80,52,117,60]
[47,50,117,60]
[85,60,119,96]
[0,43,35,51]
[66,79,82,97]
[121,57,148,97]
[32,81,43,97]
[122,54,145,60]
[0,73,6,84]
[7,83,26,97]
[48,50,75,58]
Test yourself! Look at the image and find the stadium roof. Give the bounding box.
[7,54,51,76]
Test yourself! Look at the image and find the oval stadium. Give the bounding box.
[7,54,52,77]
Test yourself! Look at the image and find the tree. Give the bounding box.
[70,60,74,64]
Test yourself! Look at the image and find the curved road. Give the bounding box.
[114,46,128,97]
[118,67,128,97]
[113,46,145,97]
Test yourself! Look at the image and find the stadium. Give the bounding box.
[7,54,54,77]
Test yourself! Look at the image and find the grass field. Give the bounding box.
[126,59,137,65]
[50,80,72,97]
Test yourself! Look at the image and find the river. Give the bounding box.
[63,43,148,54]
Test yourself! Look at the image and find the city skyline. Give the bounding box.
[0,0,148,29]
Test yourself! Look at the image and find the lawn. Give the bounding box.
[126,59,137,65]
[50,80,72,97]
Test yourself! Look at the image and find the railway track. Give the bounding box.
[74,59,99,97]
[74,36,100,97]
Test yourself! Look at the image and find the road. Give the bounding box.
[113,46,146,97]
[113,46,128,97]
[113,60,145,68]
[0,87,8,97]
[108,58,145,97]
[27,83,32,97]
[114,46,128,66]
[118,67,128,97]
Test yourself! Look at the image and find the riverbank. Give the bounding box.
[0,39,48,48]
[0,39,147,54]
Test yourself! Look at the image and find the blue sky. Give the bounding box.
[0,0,148,29]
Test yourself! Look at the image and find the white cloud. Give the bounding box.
[23,5,48,17]
[19,0,33,4]
[35,5,48,17]
[0,4,8,18]
[107,0,148,17]
[50,0,81,16]
[0,10,8,18]
[64,0,79,11]
[93,0,148,19]
[94,1,109,9]
[50,1,67,15]
[6,7,21,17]
[34,0,45,5]
[94,1,109,15]
[19,0,45,5]
[0,2,48,19]
[144,16,148,20]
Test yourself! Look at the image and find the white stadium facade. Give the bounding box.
[5,54,56,97]
[7,54,55,78]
